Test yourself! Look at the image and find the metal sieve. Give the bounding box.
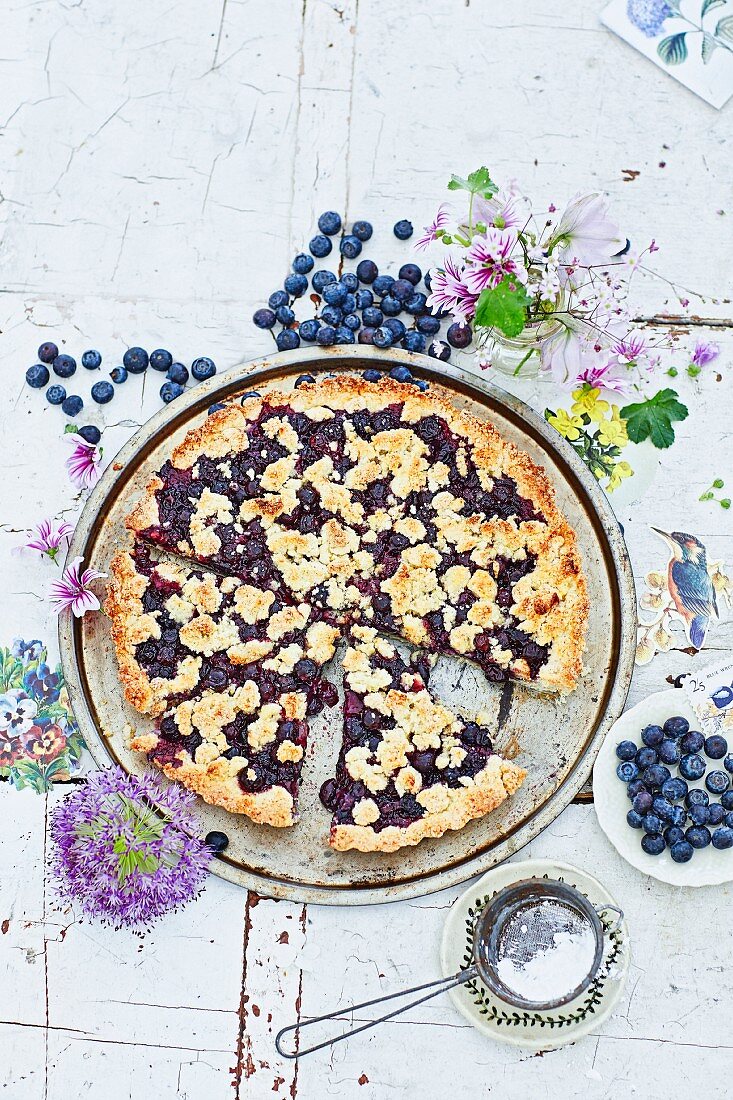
[275,876,623,1058]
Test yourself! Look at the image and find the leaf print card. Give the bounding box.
[602,0,733,108]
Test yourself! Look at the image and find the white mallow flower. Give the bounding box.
[537,262,561,302]
[551,192,624,266]
[539,323,595,384]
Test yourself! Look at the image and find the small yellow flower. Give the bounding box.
[645,571,666,590]
[548,409,584,441]
[654,625,672,652]
[709,561,733,609]
[607,460,633,493]
[597,415,628,448]
[640,590,665,611]
[571,386,610,424]
[635,637,655,665]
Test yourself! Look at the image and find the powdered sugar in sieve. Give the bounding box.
[494,898,598,1004]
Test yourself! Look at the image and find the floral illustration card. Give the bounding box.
[602,0,733,108]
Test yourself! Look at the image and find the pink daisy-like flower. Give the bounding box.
[690,340,720,367]
[19,518,74,563]
[465,228,527,294]
[66,436,102,491]
[48,556,107,617]
[426,256,479,323]
[610,335,648,364]
[575,359,632,396]
[415,204,451,252]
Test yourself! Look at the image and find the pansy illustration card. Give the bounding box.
[602,0,733,108]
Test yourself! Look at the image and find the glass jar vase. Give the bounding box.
[474,316,564,379]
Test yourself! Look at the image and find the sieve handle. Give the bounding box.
[274,965,479,1059]
[594,903,624,933]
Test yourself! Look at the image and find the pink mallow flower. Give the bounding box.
[464,228,527,294]
[426,256,478,323]
[691,340,720,367]
[19,518,74,563]
[66,436,102,491]
[48,557,107,617]
[551,192,623,266]
[415,204,451,252]
[474,191,527,231]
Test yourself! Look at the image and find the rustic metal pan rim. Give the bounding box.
[59,345,636,906]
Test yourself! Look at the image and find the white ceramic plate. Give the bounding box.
[593,688,733,887]
[440,858,630,1051]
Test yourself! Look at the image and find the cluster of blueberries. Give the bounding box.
[616,714,733,862]
[252,210,471,358]
[25,342,218,442]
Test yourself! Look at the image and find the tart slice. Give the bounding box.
[320,625,526,852]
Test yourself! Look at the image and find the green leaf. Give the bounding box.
[701,32,718,62]
[715,15,733,44]
[447,167,498,199]
[657,32,688,65]
[474,278,531,338]
[702,0,725,14]
[64,423,79,435]
[620,388,689,449]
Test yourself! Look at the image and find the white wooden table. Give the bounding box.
[2,2,732,1096]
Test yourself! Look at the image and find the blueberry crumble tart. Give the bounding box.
[108,374,587,847]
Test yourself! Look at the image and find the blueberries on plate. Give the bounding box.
[643,763,670,788]
[627,809,644,829]
[658,739,680,765]
[679,753,706,781]
[680,730,704,754]
[706,770,730,795]
[663,715,689,738]
[670,840,694,863]
[685,788,709,809]
[712,826,733,849]
[708,802,725,826]
[641,724,665,747]
[704,734,728,760]
[632,789,653,814]
[688,804,710,826]
[661,777,687,802]
[641,833,666,856]
[686,825,712,849]
[635,746,658,769]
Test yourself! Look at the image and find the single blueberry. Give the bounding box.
[160,381,184,403]
[670,805,687,826]
[167,362,189,385]
[342,292,357,314]
[393,219,413,240]
[276,305,296,326]
[341,272,359,292]
[616,740,638,761]
[61,395,83,417]
[46,384,66,405]
[91,381,114,404]
[704,734,728,760]
[312,269,337,293]
[342,313,361,331]
[664,825,686,846]
[358,327,376,344]
[725,754,733,775]
[381,295,402,316]
[292,252,314,275]
[295,373,316,387]
[309,234,332,258]
[670,840,694,863]
[617,761,639,783]
[149,349,173,372]
[706,769,730,795]
[362,306,384,328]
[627,778,646,799]
[321,305,343,327]
[373,275,395,297]
[26,364,50,388]
[403,331,426,353]
[642,763,671,788]
[81,349,102,370]
[391,279,413,303]
[362,369,382,382]
[52,354,77,378]
[323,282,348,306]
[721,789,733,810]
[417,314,441,335]
[708,802,725,826]
[627,809,644,829]
[316,325,337,346]
[447,322,473,349]
[356,259,378,284]
[679,753,706,781]
[384,318,406,342]
[688,803,710,826]
[78,425,101,444]
[712,826,733,849]
[661,777,687,802]
[428,339,451,361]
[685,788,709,808]
[276,330,301,351]
[123,347,149,373]
[208,402,227,415]
[632,789,653,814]
[284,273,308,298]
[641,832,666,856]
[318,211,342,235]
[680,730,704,754]
[663,715,689,738]
[658,739,680,765]
[352,220,373,241]
[38,342,59,364]
[389,365,413,384]
[373,326,393,349]
[269,290,289,310]
[355,288,373,310]
[253,308,277,329]
[405,292,428,315]
[726,811,733,828]
[340,235,362,260]
[636,746,658,768]
[299,319,321,342]
[191,357,216,381]
[335,326,355,344]
[642,724,665,747]
[423,271,432,291]
[652,796,675,821]
[239,391,261,402]
[398,262,422,285]
[686,825,712,849]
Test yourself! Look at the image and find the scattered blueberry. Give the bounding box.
[167,362,189,385]
[352,220,373,241]
[358,327,376,344]
[627,809,644,829]
[446,322,473,349]
[78,425,101,445]
[335,326,355,344]
[356,259,378,284]
[389,366,413,384]
[680,730,704,754]
[292,252,314,275]
[670,840,694,863]
[393,219,413,240]
[276,330,301,351]
[149,349,173,372]
[343,313,361,331]
[295,374,316,387]
[663,715,689,738]
[362,306,384,328]
[312,269,337,293]
[617,761,639,783]
[52,354,77,379]
[61,395,83,417]
[109,366,127,384]
[91,381,114,404]
[381,295,402,316]
[706,770,730,795]
[269,290,290,310]
[323,282,348,306]
[339,233,362,258]
[26,364,50,388]
[321,305,343,327]
[355,288,373,310]
[686,825,712,849]
[318,211,342,235]
[46,385,66,405]
[373,275,395,297]
[191,357,216,381]
[316,325,337,346]
[658,739,680,765]
[299,319,321,342]
[341,272,359,292]
[712,826,733,849]
[705,734,728,760]
[276,305,296,326]
[616,740,638,762]
[405,292,428,315]
[428,340,451,361]
[635,746,658,769]
[37,342,59,364]
[685,788,709,808]
[708,803,725,826]
[81,349,102,370]
[725,754,733,775]
[205,830,230,853]
[284,273,308,298]
[341,292,357,314]
[641,833,666,856]
[391,279,413,303]
[362,369,382,382]
[661,777,687,802]
[403,331,426,353]
[373,326,393,349]
[398,263,422,285]
[309,234,332,258]
[679,753,706,781]
[160,381,184,403]
[384,318,406,342]
[642,724,665,747]
[423,271,432,291]
[254,308,277,329]
[417,315,441,335]
[123,347,149,374]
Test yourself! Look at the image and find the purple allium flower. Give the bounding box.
[50,767,212,929]
[690,340,720,367]
[627,0,671,37]
[19,518,74,562]
[415,204,451,252]
[465,228,527,294]
[426,256,479,323]
[48,556,106,617]
[551,192,623,266]
[66,435,102,491]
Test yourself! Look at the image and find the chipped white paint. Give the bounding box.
[0,1,731,1097]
